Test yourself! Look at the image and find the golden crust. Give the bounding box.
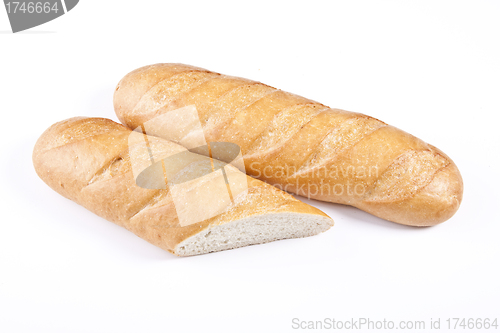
[33,117,332,255]
[114,63,463,226]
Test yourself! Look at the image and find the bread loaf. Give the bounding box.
[33,117,333,256]
[114,63,463,226]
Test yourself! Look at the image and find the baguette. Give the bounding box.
[33,117,333,256]
[114,63,463,226]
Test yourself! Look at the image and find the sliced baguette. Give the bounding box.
[33,117,333,256]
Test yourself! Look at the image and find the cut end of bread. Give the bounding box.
[174,213,333,256]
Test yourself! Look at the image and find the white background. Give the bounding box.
[1,1,499,332]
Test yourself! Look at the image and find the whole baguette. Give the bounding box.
[33,117,333,256]
[114,63,463,226]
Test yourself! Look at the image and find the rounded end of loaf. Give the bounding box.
[113,67,145,129]
[33,117,89,184]
[358,157,463,227]
[114,63,208,130]
[33,117,131,201]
